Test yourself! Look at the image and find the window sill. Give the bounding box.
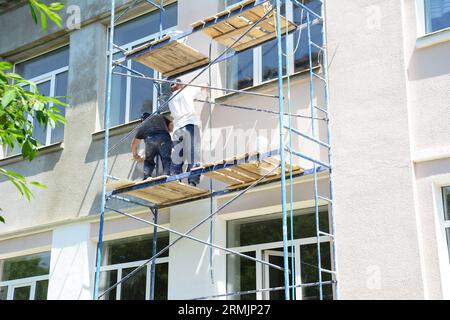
[416,27,450,49]
[215,66,320,102]
[92,119,141,141]
[0,142,64,166]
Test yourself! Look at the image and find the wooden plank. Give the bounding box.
[164,58,209,77]
[165,181,208,196]
[216,168,254,184]
[205,171,243,185]
[127,190,168,204]
[145,185,182,201]
[233,22,295,52]
[232,166,263,180]
[238,163,278,176]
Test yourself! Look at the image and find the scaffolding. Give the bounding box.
[93,0,339,301]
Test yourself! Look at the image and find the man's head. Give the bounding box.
[140,112,151,122]
[170,78,184,92]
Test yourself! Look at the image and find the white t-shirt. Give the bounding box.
[168,86,202,132]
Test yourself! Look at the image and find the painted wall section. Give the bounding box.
[47,222,95,300]
[168,199,226,299]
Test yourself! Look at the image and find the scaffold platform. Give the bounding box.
[107,150,303,206]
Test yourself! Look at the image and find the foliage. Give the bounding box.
[0,1,66,222]
[28,1,65,31]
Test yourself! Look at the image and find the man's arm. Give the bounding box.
[131,138,144,162]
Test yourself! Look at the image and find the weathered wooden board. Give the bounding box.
[191,0,296,52]
[126,36,209,77]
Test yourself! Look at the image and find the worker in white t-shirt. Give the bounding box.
[169,79,208,186]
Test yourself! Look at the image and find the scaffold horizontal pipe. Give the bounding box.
[112,71,279,98]
[290,0,323,20]
[143,0,164,10]
[193,281,336,300]
[284,126,330,148]
[196,99,324,120]
[287,148,331,169]
[312,72,326,82]
[98,165,281,299]
[105,206,287,273]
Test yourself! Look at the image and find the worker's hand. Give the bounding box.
[133,154,144,163]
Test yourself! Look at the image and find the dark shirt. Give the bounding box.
[135,114,170,139]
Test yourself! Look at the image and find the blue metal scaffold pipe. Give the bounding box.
[275,0,290,301]
[93,0,115,301]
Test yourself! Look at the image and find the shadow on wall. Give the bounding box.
[407,42,450,80]
[0,149,63,182]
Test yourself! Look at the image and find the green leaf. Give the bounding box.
[0,61,13,70]
[31,181,47,188]
[2,89,16,107]
[40,11,47,31]
[0,216,5,224]
[28,1,38,24]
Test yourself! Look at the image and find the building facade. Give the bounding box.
[0,0,449,300]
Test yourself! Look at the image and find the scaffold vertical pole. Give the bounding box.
[150,209,158,300]
[93,0,115,300]
[320,0,340,299]
[306,10,323,300]
[275,0,290,301]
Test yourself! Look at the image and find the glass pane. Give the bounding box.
[0,286,7,300]
[33,81,51,145]
[266,250,294,300]
[443,186,450,221]
[101,232,170,266]
[99,270,117,300]
[227,208,329,247]
[13,286,31,300]
[154,263,168,300]
[114,3,178,46]
[0,252,50,282]
[226,49,254,90]
[300,242,333,300]
[35,280,48,300]
[15,46,69,80]
[262,37,287,82]
[293,0,323,73]
[227,252,256,300]
[426,0,450,33]
[110,52,127,127]
[121,267,146,300]
[51,71,68,144]
[130,61,154,121]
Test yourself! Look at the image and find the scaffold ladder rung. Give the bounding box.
[318,195,333,203]
[314,105,329,115]
[312,72,326,82]
[285,126,330,149]
[310,41,325,52]
[321,268,337,275]
[318,231,335,238]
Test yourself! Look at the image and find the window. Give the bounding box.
[225,0,322,90]
[109,3,178,127]
[442,186,450,261]
[99,232,170,300]
[425,0,450,33]
[227,207,333,300]
[0,252,50,300]
[2,46,69,158]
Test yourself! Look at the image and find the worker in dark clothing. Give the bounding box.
[131,112,173,180]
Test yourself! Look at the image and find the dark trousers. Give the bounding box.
[144,133,172,180]
[171,124,201,185]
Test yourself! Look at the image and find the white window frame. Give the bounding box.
[416,0,450,47]
[227,236,332,300]
[0,275,49,300]
[224,0,309,89]
[434,184,450,299]
[99,257,169,300]
[108,15,177,126]
[1,55,69,159]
